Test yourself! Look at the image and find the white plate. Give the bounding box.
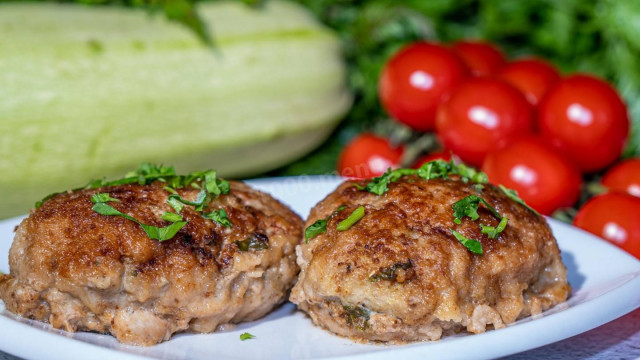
[1,176,639,360]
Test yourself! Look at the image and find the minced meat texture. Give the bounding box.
[0,180,302,346]
[290,175,570,343]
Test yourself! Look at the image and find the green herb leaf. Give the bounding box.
[240,332,256,341]
[343,304,370,331]
[92,203,186,242]
[452,196,481,224]
[480,217,509,239]
[369,261,413,282]
[359,168,418,195]
[304,205,346,243]
[337,206,365,231]
[305,219,327,243]
[203,209,232,228]
[357,161,490,197]
[498,185,540,216]
[90,193,120,204]
[235,233,269,251]
[167,197,184,213]
[168,190,208,209]
[452,195,502,224]
[140,221,188,242]
[161,212,183,223]
[163,186,178,195]
[92,202,130,218]
[417,159,452,180]
[450,229,483,255]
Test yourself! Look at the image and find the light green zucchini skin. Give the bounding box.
[0,1,351,218]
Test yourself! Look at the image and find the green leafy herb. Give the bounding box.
[416,159,451,180]
[356,160,490,196]
[90,193,119,204]
[167,197,184,213]
[235,233,269,251]
[203,209,232,228]
[450,229,483,255]
[161,212,183,223]
[304,205,346,243]
[369,261,413,282]
[305,219,327,242]
[452,195,501,224]
[498,185,540,216]
[139,221,188,241]
[480,217,509,239]
[337,206,365,231]
[168,190,208,211]
[343,304,370,331]
[356,168,417,195]
[240,332,256,341]
[92,202,186,241]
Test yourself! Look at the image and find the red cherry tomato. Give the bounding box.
[602,158,640,197]
[538,74,630,173]
[435,77,534,167]
[574,193,640,259]
[412,151,454,168]
[451,40,506,77]
[497,58,560,106]
[379,42,469,131]
[482,137,582,215]
[337,133,403,178]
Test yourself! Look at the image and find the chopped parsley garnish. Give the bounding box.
[452,195,501,224]
[305,219,327,242]
[161,212,183,223]
[343,304,370,331]
[354,168,416,195]
[450,195,508,254]
[355,160,489,196]
[239,332,255,341]
[167,197,184,213]
[90,193,120,204]
[498,185,540,216]
[168,190,208,211]
[202,209,232,228]
[337,206,365,231]
[304,205,345,243]
[480,217,509,239]
[235,233,269,251]
[35,163,231,210]
[369,261,413,282]
[92,202,187,241]
[450,229,483,255]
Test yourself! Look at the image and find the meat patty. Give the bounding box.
[0,179,302,346]
[290,175,570,342]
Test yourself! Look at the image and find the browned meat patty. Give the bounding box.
[290,175,570,343]
[0,179,302,346]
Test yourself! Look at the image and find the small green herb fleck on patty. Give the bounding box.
[240,332,255,341]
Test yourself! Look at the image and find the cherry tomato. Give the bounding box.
[451,40,506,77]
[574,193,640,259]
[602,158,640,197]
[435,77,534,167]
[538,74,630,173]
[337,133,403,178]
[379,42,469,131]
[412,151,454,168]
[497,58,560,106]
[482,137,582,215]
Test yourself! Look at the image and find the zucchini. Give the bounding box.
[0,1,351,218]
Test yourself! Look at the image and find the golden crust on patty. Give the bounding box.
[290,175,570,342]
[0,181,302,346]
